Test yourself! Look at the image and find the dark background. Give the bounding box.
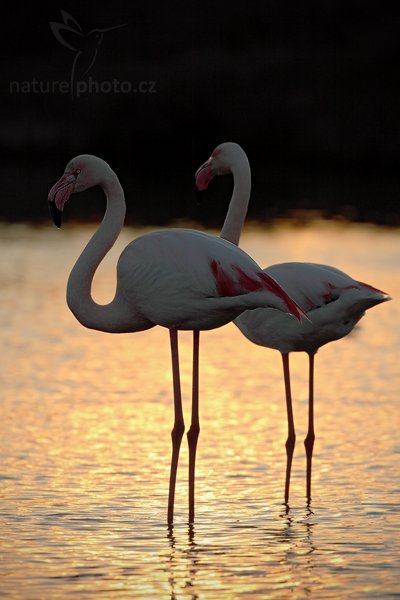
[1,2,399,226]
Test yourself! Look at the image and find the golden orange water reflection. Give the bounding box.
[1,221,399,598]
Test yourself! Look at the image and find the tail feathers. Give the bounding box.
[233,266,308,320]
[211,259,308,320]
[357,292,391,311]
[258,272,308,321]
[357,280,387,294]
[239,277,309,321]
[356,280,391,308]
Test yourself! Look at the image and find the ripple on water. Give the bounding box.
[1,222,399,599]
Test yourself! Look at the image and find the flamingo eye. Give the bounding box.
[74,169,81,175]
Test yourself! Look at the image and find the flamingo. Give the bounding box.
[48,151,305,524]
[197,143,390,505]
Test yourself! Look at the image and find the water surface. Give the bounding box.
[1,221,399,598]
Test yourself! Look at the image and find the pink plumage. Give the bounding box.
[234,261,389,504]
[195,142,390,506]
[48,147,303,523]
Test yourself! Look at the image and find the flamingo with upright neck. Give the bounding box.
[48,147,304,523]
[197,143,390,505]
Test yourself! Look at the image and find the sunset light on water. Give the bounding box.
[1,221,399,598]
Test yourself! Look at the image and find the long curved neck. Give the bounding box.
[220,154,251,246]
[66,170,126,332]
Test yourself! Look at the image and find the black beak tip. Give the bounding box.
[48,200,62,228]
[195,187,207,206]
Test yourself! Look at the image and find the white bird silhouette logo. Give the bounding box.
[50,10,125,98]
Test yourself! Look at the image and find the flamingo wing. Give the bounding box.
[234,262,389,354]
[117,230,304,330]
[265,262,387,312]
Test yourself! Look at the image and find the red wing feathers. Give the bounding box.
[210,260,305,319]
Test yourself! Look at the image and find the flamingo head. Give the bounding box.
[48,155,110,227]
[195,142,246,191]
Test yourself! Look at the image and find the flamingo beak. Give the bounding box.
[48,199,63,228]
[195,158,214,191]
[48,173,77,228]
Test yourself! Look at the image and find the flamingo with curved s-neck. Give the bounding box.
[197,143,390,505]
[48,149,304,523]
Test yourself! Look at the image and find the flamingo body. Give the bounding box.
[235,262,389,355]
[117,229,301,331]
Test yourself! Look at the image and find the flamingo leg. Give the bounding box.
[282,352,296,504]
[304,353,316,504]
[168,328,185,524]
[187,330,200,523]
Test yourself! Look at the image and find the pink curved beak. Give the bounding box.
[48,173,76,228]
[195,159,214,191]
